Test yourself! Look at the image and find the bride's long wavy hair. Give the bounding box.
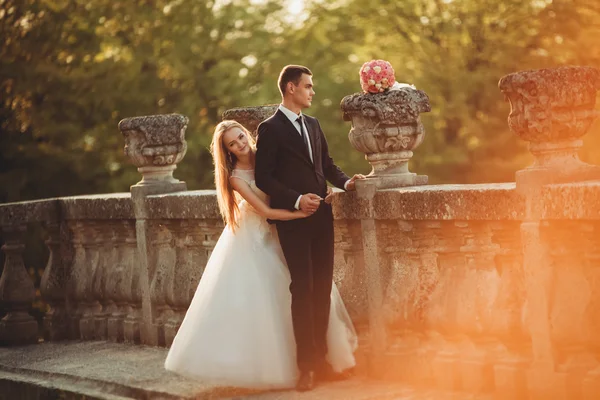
[210,120,256,232]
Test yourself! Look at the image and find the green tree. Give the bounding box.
[295,0,600,183]
[0,0,293,202]
[2,0,599,203]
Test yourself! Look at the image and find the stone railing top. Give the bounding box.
[340,87,431,125]
[0,197,61,226]
[4,181,600,225]
[60,193,134,220]
[0,194,134,225]
[541,180,600,220]
[333,183,524,220]
[145,190,220,220]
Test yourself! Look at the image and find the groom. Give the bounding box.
[255,65,364,391]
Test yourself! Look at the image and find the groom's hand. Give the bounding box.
[345,174,366,191]
[299,193,322,214]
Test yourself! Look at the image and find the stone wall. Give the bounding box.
[2,181,599,398]
[2,65,600,399]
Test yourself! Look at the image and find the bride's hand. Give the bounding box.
[296,210,311,218]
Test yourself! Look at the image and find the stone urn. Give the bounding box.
[498,66,600,176]
[341,87,431,189]
[118,114,188,188]
[222,105,278,137]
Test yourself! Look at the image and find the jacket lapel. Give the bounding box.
[275,110,314,166]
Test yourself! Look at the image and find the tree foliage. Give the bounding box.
[1,0,600,203]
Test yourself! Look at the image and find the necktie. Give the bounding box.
[296,116,312,161]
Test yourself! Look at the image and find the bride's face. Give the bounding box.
[223,127,251,159]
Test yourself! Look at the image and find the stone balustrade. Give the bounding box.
[2,182,599,399]
[1,66,600,399]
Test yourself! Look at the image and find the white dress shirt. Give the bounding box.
[277,104,350,210]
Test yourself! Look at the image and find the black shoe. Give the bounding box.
[296,370,316,392]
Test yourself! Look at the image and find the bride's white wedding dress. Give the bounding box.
[164,168,357,389]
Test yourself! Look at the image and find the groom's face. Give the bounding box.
[290,73,315,109]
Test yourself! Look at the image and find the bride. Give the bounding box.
[164,120,357,389]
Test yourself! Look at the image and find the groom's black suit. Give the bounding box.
[255,109,349,372]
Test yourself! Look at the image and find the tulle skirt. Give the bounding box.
[164,204,357,389]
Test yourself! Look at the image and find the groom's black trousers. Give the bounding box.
[276,202,334,372]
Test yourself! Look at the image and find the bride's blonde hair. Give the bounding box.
[210,120,256,232]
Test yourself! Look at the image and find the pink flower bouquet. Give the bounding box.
[359,60,396,94]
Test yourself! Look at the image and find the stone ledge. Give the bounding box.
[332,183,524,220]
[15,180,600,224]
[0,341,491,400]
[0,183,526,225]
[145,190,220,220]
[59,193,134,220]
[0,198,61,226]
[0,369,146,400]
[541,180,600,220]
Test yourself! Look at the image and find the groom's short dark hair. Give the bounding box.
[278,65,312,96]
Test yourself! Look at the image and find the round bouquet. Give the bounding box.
[359,60,396,94]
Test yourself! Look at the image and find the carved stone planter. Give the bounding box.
[341,88,431,189]
[222,105,278,137]
[498,66,600,176]
[118,114,188,188]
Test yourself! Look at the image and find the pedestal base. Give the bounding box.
[0,316,38,345]
[124,317,141,344]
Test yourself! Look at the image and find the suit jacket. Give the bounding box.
[255,109,349,219]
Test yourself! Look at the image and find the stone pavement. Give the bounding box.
[0,341,491,400]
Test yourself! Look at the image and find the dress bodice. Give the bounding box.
[231,169,269,206]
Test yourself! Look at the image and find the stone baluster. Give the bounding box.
[165,220,197,346]
[200,220,222,259]
[499,66,600,399]
[455,222,501,393]
[186,221,207,304]
[384,221,441,331]
[106,221,127,342]
[79,222,103,340]
[0,223,38,345]
[333,219,367,324]
[426,221,467,391]
[92,221,114,340]
[378,220,441,385]
[378,220,413,380]
[413,222,441,331]
[583,222,600,400]
[40,220,69,341]
[398,221,440,386]
[123,221,141,344]
[149,221,175,346]
[546,221,597,399]
[490,221,529,400]
[381,220,411,329]
[67,220,87,339]
[333,218,369,376]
